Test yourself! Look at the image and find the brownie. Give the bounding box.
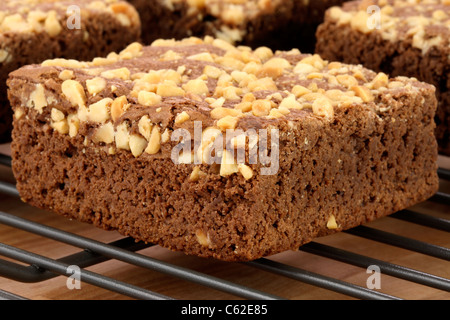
[127,0,349,52]
[8,37,439,261]
[315,0,450,156]
[0,0,141,142]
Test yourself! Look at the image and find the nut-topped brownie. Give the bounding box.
[316,0,450,155]
[127,0,349,52]
[8,37,439,261]
[0,0,141,142]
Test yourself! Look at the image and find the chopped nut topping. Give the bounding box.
[44,10,62,37]
[101,67,131,80]
[27,84,48,114]
[352,86,374,103]
[87,98,112,123]
[51,119,69,134]
[93,122,114,144]
[251,99,272,117]
[238,164,253,180]
[129,134,147,157]
[328,1,449,54]
[217,115,239,131]
[62,80,86,108]
[220,150,239,177]
[59,70,74,81]
[51,108,65,122]
[175,111,190,125]
[327,215,339,230]
[195,230,212,247]
[138,115,153,140]
[24,34,418,167]
[190,166,206,182]
[86,77,107,96]
[182,79,209,95]
[157,81,185,97]
[115,122,130,150]
[111,96,129,122]
[211,107,242,120]
[312,96,334,118]
[138,91,162,107]
[67,114,80,138]
[145,126,161,155]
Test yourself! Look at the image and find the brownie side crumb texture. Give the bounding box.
[128,0,349,52]
[315,0,450,155]
[8,39,440,261]
[0,0,141,142]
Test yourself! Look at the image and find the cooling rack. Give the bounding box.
[0,152,448,301]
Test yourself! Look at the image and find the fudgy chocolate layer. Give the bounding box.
[9,77,439,261]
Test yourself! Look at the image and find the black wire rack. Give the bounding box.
[0,152,448,301]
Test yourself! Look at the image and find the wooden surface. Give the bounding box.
[0,142,448,300]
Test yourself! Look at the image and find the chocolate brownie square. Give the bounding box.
[316,0,450,155]
[0,0,141,142]
[8,37,439,261]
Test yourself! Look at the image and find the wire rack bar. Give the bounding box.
[0,289,28,300]
[0,242,172,300]
[345,226,450,261]
[0,211,282,300]
[391,210,450,232]
[0,237,151,283]
[430,192,450,205]
[245,258,401,300]
[0,154,11,168]
[300,242,450,292]
[438,168,450,180]
[0,181,19,198]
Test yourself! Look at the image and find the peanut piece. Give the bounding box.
[86,77,106,96]
[93,122,115,144]
[67,114,80,138]
[312,96,334,118]
[87,98,112,123]
[327,215,338,230]
[138,91,162,106]
[129,134,147,157]
[138,115,153,140]
[44,10,62,37]
[175,111,190,125]
[217,115,239,131]
[238,164,253,180]
[182,79,209,95]
[115,122,130,150]
[145,126,161,154]
[111,96,128,121]
[220,150,239,177]
[62,80,86,107]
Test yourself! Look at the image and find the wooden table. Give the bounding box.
[0,143,448,300]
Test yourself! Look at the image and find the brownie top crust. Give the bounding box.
[8,36,435,180]
[0,0,140,54]
[327,0,450,54]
